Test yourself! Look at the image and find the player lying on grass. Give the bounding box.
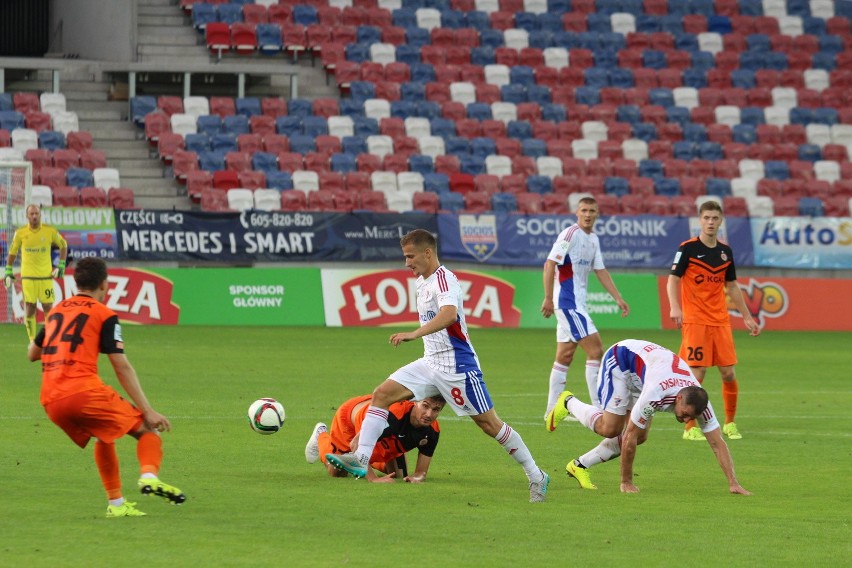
[546,338,751,495]
[305,394,444,482]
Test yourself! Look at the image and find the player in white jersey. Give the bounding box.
[326,229,550,502]
[546,339,751,495]
[541,196,629,422]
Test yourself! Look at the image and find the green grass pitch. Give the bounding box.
[1,325,849,567]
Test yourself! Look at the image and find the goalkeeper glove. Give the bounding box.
[52,260,66,279]
[3,265,12,289]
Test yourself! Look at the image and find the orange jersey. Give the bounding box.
[670,237,737,326]
[35,294,125,405]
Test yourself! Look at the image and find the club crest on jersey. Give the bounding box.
[458,214,498,262]
[720,252,727,261]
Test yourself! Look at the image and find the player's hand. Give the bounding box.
[620,481,640,493]
[143,410,172,433]
[730,483,752,495]
[389,332,416,346]
[617,298,630,318]
[540,298,554,318]
[368,471,396,484]
[745,318,760,337]
[52,261,66,279]
[3,266,12,289]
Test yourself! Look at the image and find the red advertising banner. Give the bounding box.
[657,276,852,331]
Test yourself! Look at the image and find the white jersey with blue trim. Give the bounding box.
[546,223,605,311]
[417,265,481,375]
[608,339,721,434]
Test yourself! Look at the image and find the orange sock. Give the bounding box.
[137,432,163,476]
[722,379,739,423]
[684,419,697,431]
[94,441,122,500]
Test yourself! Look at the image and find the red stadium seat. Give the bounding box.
[81,186,108,208]
[108,187,135,209]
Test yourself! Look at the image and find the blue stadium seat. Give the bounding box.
[502,85,528,104]
[441,9,464,29]
[738,0,762,17]
[587,14,612,33]
[341,135,367,155]
[799,197,824,217]
[185,133,211,153]
[38,131,65,151]
[515,12,539,33]
[352,117,379,136]
[649,88,674,108]
[541,104,566,123]
[405,27,430,48]
[130,96,156,126]
[470,137,496,158]
[604,177,629,196]
[396,44,421,66]
[409,63,435,83]
[813,108,839,125]
[302,116,328,137]
[632,123,657,142]
[697,142,723,161]
[643,50,668,70]
[526,175,552,194]
[288,134,316,154]
[690,52,715,71]
[357,25,381,45]
[491,192,517,212]
[522,138,548,158]
[465,10,490,31]
[235,97,261,118]
[639,159,664,179]
[666,107,691,127]
[401,82,426,101]
[802,17,826,36]
[350,81,376,102]
[675,33,699,52]
[211,133,238,153]
[0,92,13,111]
[292,5,318,26]
[659,15,683,34]
[617,105,642,125]
[654,178,681,197]
[507,120,533,140]
[217,4,243,25]
[0,111,25,131]
[256,24,282,55]
[288,99,313,117]
[467,103,492,121]
[338,99,365,117]
[430,117,455,138]
[584,67,609,88]
[797,144,821,163]
[673,141,696,160]
[251,152,278,174]
[471,47,495,66]
[636,15,660,33]
[479,29,504,49]
[538,14,563,34]
[391,100,417,119]
[266,171,293,190]
[575,87,600,106]
[346,43,370,63]
[416,101,441,120]
[610,68,634,88]
[819,36,844,55]
[445,136,470,156]
[459,154,487,176]
[222,115,250,136]
[691,0,715,16]
[392,8,416,29]
[276,116,302,137]
[747,34,771,53]
[811,52,836,72]
[197,115,223,136]
[439,191,464,211]
[409,154,434,174]
[730,70,756,89]
[528,85,552,105]
[552,31,580,49]
[511,66,536,86]
[66,167,93,188]
[191,3,216,30]
[330,153,357,173]
[789,108,814,126]
[764,161,790,180]
[732,124,757,144]
[705,178,731,197]
[423,172,450,194]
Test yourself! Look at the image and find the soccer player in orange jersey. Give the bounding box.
[27,257,185,518]
[666,200,760,442]
[305,394,444,483]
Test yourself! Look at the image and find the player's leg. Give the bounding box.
[546,311,578,418]
[577,331,604,403]
[326,373,415,477]
[714,325,742,439]
[22,279,40,340]
[679,323,709,440]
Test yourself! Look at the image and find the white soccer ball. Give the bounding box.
[247,398,286,435]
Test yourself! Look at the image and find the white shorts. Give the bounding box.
[389,358,494,417]
[595,345,642,415]
[555,308,598,343]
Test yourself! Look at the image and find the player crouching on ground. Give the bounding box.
[27,257,185,517]
[305,394,444,482]
[546,339,751,495]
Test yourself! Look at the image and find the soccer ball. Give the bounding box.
[247,398,286,435]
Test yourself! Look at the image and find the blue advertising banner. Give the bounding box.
[116,210,437,262]
[439,213,711,268]
[750,217,852,269]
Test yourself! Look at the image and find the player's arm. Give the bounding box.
[52,231,68,278]
[619,419,642,493]
[703,427,752,495]
[108,353,170,433]
[405,452,432,483]
[594,268,629,317]
[4,243,18,288]
[390,305,457,346]
[666,275,684,327]
[541,259,557,318]
[725,280,760,336]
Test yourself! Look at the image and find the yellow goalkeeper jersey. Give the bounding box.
[9,224,67,278]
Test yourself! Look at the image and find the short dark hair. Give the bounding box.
[577,196,598,208]
[74,257,108,291]
[680,385,709,415]
[425,394,446,406]
[400,229,436,250]
[698,199,723,216]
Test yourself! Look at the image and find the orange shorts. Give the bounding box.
[43,385,143,448]
[679,323,737,368]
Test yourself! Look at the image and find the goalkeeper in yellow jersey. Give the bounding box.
[4,204,68,340]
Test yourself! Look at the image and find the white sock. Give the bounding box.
[546,362,568,415]
[566,397,603,432]
[576,435,621,469]
[585,360,601,404]
[109,497,125,507]
[140,472,157,479]
[354,406,389,465]
[494,422,541,481]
